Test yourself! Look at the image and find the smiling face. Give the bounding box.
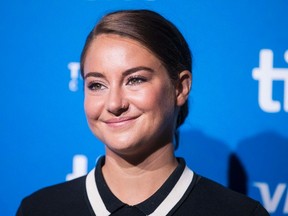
[83,34,181,158]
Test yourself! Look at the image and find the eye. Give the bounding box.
[87,82,106,91]
[127,76,147,85]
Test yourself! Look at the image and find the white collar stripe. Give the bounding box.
[85,166,194,216]
[86,168,110,216]
[148,166,194,216]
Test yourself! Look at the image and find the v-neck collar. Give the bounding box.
[86,156,194,215]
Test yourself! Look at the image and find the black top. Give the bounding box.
[16,157,269,216]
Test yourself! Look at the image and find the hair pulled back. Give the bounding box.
[80,9,192,132]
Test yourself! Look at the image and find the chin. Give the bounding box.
[105,140,148,156]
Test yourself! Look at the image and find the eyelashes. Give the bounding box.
[86,75,148,92]
[126,75,147,85]
[87,82,106,91]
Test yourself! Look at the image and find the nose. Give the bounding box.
[106,87,129,116]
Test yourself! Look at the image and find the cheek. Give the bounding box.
[84,95,101,120]
[129,85,175,113]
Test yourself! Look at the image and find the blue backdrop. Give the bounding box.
[1,0,287,215]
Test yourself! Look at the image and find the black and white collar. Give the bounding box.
[85,157,194,215]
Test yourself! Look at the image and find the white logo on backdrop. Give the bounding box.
[66,155,101,181]
[66,155,88,181]
[252,49,288,113]
[68,62,80,92]
[254,182,288,214]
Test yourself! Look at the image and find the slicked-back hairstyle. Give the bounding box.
[80,9,192,132]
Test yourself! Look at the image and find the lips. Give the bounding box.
[103,116,139,127]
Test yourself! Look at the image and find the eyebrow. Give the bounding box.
[84,66,155,80]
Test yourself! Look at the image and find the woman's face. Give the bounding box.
[83,34,180,157]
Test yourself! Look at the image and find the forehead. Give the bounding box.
[83,34,163,74]
[88,34,154,57]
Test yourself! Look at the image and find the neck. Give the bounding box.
[102,143,178,205]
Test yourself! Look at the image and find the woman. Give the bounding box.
[17,10,269,216]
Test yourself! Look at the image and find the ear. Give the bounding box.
[175,70,192,106]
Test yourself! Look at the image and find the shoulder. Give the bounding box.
[24,175,86,203]
[16,176,93,216]
[173,174,269,216]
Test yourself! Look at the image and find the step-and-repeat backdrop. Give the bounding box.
[1,0,287,215]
